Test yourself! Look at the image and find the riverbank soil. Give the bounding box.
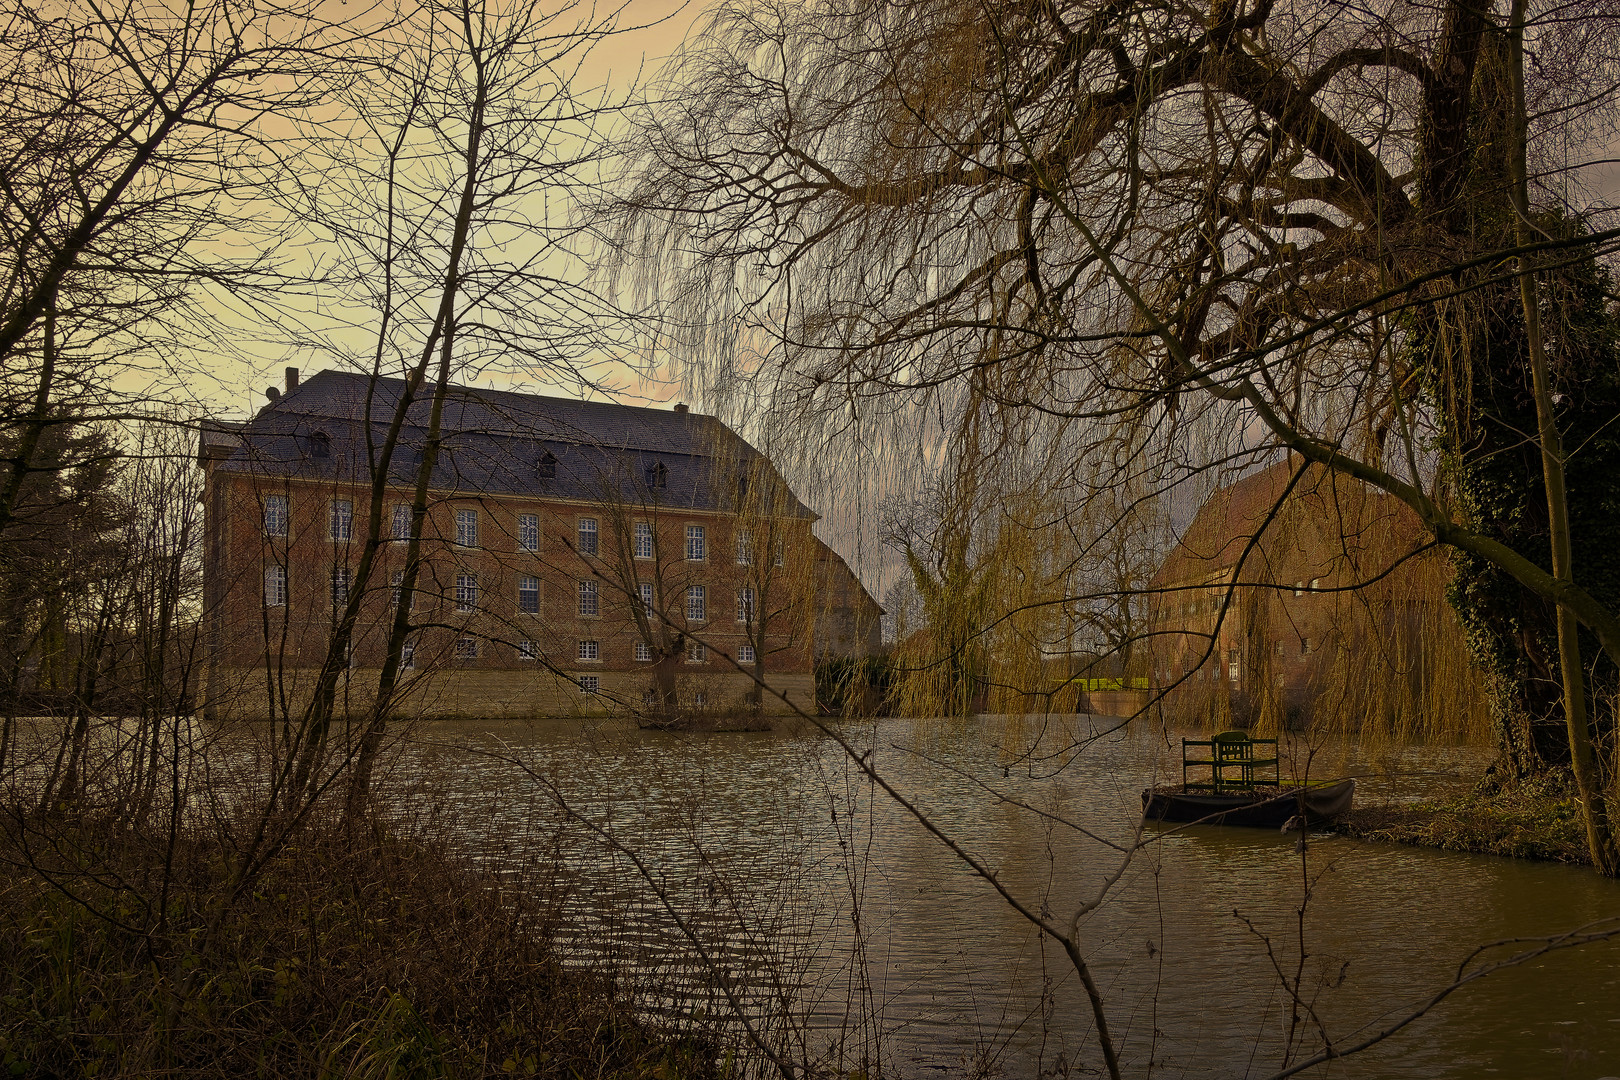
[0,819,714,1078]
[1334,768,1594,865]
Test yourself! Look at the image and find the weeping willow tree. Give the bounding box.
[1150,464,1491,745]
[604,0,1620,871]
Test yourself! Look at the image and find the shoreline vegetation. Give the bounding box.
[0,815,717,1079]
[1333,769,1594,866]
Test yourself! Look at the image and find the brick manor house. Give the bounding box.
[1147,456,1483,732]
[197,368,879,719]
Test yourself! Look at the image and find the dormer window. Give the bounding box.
[309,431,331,459]
[539,450,558,479]
[645,461,668,490]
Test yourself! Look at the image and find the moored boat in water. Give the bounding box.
[1142,777,1356,827]
[1141,731,1355,828]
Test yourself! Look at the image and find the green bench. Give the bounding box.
[1181,730,1280,792]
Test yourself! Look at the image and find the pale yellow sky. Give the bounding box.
[181,0,710,423]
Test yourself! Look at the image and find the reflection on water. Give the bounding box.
[387,715,1620,1080]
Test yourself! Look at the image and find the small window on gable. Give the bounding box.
[539,451,558,479]
[645,461,668,490]
[308,431,331,459]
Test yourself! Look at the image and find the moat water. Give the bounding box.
[387,715,1620,1080]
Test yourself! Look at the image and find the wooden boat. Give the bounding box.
[1142,778,1356,827]
[1140,731,1354,828]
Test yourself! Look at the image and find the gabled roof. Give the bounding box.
[813,538,883,613]
[205,369,815,517]
[1151,457,1421,588]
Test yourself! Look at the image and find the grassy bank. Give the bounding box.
[0,818,715,1079]
[1333,769,1593,865]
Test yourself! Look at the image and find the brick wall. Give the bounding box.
[200,465,817,719]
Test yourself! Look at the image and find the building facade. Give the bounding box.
[1147,457,1485,734]
[198,368,864,720]
[812,538,883,660]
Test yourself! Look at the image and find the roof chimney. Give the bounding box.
[285,367,300,393]
[673,402,688,413]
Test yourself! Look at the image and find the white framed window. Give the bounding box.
[1274,640,1285,656]
[686,584,706,622]
[401,640,416,670]
[738,643,755,664]
[455,572,478,613]
[578,675,600,694]
[518,640,537,661]
[264,565,287,607]
[329,499,353,541]
[264,494,288,538]
[390,570,413,609]
[735,529,753,566]
[578,639,599,662]
[633,521,654,559]
[1310,577,1321,591]
[686,524,706,561]
[686,641,707,664]
[454,636,478,660]
[639,582,655,617]
[578,579,598,617]
[518,575,540,614]
[1301,637,1313,656]
[694,691,707,706]
[331,567,352,606]
[577,517,598,556]
[736,586,755,623]
[773,540,784,568]
[635,642,653,662]
[455,508,478,547]
[391,503,411,540]
[1293,581,1304,597]
[518,513,540,552]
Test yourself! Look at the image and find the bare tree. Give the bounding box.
[606,0,1620,869]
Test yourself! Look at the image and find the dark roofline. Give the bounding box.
[262,370,727,455]
[209,368,819,520]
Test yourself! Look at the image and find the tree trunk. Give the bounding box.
[1508,0,1616,874]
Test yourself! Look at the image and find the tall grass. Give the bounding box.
[0,803,720,1079]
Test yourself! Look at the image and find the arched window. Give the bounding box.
[645,461,668,490]
[539,450,558,479]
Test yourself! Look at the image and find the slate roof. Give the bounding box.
[206,369,815,517]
